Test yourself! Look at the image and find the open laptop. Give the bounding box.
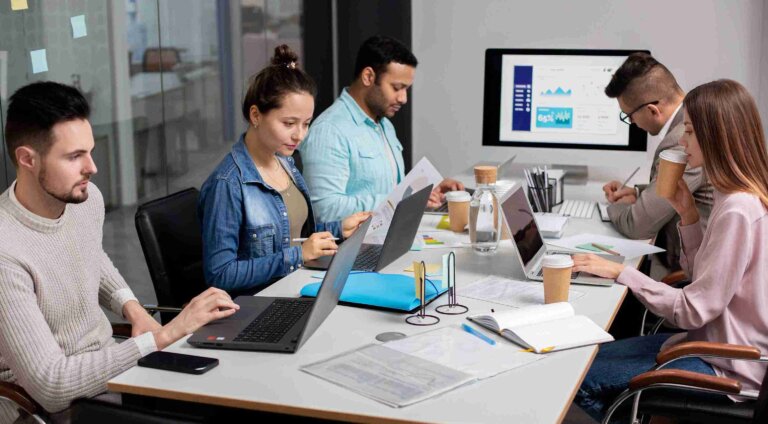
[304,184,433,272]
[500,186,621,286]
[188,217,371,353]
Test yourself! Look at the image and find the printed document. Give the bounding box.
[459,275,585,308]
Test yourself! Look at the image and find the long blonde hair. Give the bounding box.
[684,79,768,209]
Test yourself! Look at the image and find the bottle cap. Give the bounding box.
[474,166,497,184]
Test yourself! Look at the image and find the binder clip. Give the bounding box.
[406,260,440,326]
[436,252,468,315]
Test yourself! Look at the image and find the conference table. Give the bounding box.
[108,172,644,423]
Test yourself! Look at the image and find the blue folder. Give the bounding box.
[300,273,447,312]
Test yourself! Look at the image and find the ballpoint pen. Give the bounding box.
[461,323,496,346]
[292,237,340,243]
[590,242,620,256]
[620,167,640,189]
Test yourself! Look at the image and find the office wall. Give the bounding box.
[411,0,768,178]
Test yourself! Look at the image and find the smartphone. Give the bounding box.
[137,351,219,375]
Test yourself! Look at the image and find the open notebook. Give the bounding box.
[467,302,613,353]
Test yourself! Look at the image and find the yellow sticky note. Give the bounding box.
[11,0,28,11]
[413,261,424,300]
[436,215,451,230]
[404,263,441,275]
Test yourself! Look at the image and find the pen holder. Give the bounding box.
[549,177,564,206]
[528,184,555,213]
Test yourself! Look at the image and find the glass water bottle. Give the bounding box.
[469,166,502,254]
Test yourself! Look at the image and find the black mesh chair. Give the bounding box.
[603,341,768,423]
[135,188,208,324]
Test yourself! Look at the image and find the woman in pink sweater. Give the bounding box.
[574,79,768,421]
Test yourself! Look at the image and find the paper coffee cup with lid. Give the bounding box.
[542,254,574,304]
[446,190,471,232]
[656,149,688,199]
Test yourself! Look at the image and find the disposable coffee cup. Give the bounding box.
[542,255,574,304]
[446,191,471,232]
[656,150,688,199]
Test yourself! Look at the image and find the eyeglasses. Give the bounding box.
[619,100,659,125]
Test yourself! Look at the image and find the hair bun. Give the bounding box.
[271,45,299,69]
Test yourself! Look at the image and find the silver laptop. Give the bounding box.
[500,186,620,286]
[188,217,371,353]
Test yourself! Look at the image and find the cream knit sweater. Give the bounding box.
[0,182,155,416]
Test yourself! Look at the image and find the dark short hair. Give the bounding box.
[353,35,418,81]
[604,52,682,105]
[241,45,317,121]
[5,81,90,167]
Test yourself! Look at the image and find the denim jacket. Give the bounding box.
[198,136,342,292]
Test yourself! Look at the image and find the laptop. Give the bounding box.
[304,184,433,272]
[500,186,621,286]
[188,217,371,353]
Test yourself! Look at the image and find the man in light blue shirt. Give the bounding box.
[300,35,462,222]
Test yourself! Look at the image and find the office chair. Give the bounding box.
[638,270,690,336]
[135,188,207,324]
[142,48,182,72]
[602,341,768,424]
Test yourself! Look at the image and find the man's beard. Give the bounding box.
[38,165,89,204]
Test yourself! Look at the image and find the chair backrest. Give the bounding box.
[135,188,207,324]
[142,48,180,72]
[752,365,768,423]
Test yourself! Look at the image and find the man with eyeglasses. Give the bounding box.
[602,52,713,271]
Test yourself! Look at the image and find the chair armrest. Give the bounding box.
[0,381,40,415]
[629,369,741,394]
[656,341,761,365]
[660,270,688,285]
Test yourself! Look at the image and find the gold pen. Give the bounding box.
[591,242,620,256]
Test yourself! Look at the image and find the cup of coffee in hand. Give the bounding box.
[542,254,574,304]
[656,149,688,199]
[446,190,471,232]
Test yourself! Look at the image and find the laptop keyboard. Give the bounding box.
[233,299,312,344]
[353,244,382,270]
[555,199,596,219]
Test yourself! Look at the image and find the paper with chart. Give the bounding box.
[458,275,585,308]
[301,343,474,408]
[546,234,664,259]
[366,157,443,242]
[385,326,542,379]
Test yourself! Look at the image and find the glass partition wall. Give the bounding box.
[0,0,304,307]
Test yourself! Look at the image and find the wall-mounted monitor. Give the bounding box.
[482,49,649,152]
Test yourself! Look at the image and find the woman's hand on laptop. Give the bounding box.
[572,254,626,279]
[341,212,371,238]
[301,232,339,262]
[152,288,240,350]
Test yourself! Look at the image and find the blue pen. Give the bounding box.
[461,323,496,346]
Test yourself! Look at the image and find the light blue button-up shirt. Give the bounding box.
[299,88,405,222]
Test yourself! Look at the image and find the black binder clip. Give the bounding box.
[436,252,468,315]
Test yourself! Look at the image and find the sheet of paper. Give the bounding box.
[301,344,474,408]
[385,326,542,379]
[29,49,48,74]
[70,15,87,38]
[534,213,568,234]
[546,233,664,259]
[367,157,443,240]
[11,0,28,11]
[458,275,585,308]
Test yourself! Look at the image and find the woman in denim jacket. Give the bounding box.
[198,45,370,293]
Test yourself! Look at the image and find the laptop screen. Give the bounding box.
[501,187,545,267]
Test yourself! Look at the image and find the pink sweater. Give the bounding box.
[617,190,768,394]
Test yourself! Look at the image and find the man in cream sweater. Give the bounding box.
[0,82,239,421]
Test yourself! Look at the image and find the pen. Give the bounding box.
[591,242,620,256]
[540,346,556,353]
[461,323,496,346]
[620,167,640,189]
[292,237,340,243]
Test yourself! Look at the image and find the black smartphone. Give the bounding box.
[137,351,219,375]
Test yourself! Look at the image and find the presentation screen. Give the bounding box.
[482,49,648,151]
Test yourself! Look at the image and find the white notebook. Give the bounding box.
[467,302,613,353]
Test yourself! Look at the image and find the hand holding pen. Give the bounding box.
[299,232,339,262]
[603,167,640,204]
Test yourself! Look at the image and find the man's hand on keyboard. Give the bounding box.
[603,180,637,204]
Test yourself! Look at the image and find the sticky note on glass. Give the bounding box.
[11,0,29,11]
[70,15,87,38]
[30,49,48,74]
[413,261,424,300]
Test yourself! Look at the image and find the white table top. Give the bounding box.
[109,180,639,423]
